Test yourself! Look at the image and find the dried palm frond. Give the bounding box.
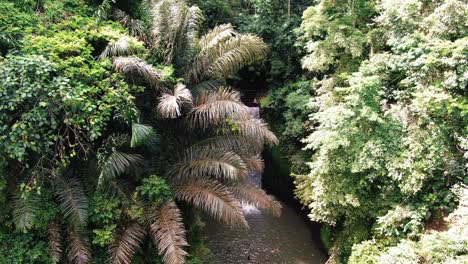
[157,84,193,119]
[99,151,145,185]
[150,0,188,64]
[99,37,143,60]
[149,202,188,264]
[191,135,259,155]
[113,57,162,89]
[109,222,146,264]
[242,156,265,172]
[49,221,63,263]
[188,87,250,129]
[230,185,282,217]
[234,118,279,146]
[174,178,247,227]
[167,148,248,181]
[12,193,37,232]
[191,79,224,93]
[175,5,204,68]
[55,177,88,227]
[67,226,91,264]
[131,123,156,148]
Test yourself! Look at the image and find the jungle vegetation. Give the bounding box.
[0,0,467,264]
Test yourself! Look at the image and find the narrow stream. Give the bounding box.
[203,107,326,264]
[204,201,326,264]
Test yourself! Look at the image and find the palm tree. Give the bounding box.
[12,1,279,263]
[102,1,280,262]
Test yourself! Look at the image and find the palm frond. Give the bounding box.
[113,57,162,88]
[191,79,225,94]
[12,194,37,232]
[167,148,248,181]
[55,177,88,227]
[157,84,193,119]
[99,37,143,60]
[175,5,204,68]
[49,221,63,263]
[191,135,259,155]
[67,226,91,264]
[56,177,88,226]
[114,9,147,41]
[109,222,146,264]
[150,0,188,64]
[188,87,250,129]
[174,179,247,227]
[242,156,265,172]
[188,24,268,83]
[205,34,268,79]
[99,151,145,185]
[230,185,282,217]
[149,202,188,264]
[234,118,279,146]
[131,123,156,148]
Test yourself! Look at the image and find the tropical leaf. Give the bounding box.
[230,185,282,217]
[99,151,145,185]
[234,118,279,146]
[12,194,37,232]
[188,87,250,129]
[49,221,63,263]
[150,0,188,64]
[113,57,162,88]
[99,37,143,60]
[114,9,147,41]
[191,135,259,155]
[188,24,268,83]
[174,179,247,227]
[242,156,265,172]
[55,177,88,227]
[131,123,156,148]
[157,84,193,119]
[109,222,146,264]
[149,202,188,264]
[167,148,248,181]
[67,226,91,264]
[175,5,204,68]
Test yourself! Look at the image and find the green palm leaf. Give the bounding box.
[55,177,88,227]
[13,194,38,232]
[131,123,156,148]
[99,151,145,185]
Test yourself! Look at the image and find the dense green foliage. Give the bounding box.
[292,0,466,262]
[193,0,468,263]
[1,0,467,263]
[0,0,280,263]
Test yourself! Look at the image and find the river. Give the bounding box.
[203,200,326,264]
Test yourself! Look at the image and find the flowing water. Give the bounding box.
[203,201,326,264]
[203,106,326,263]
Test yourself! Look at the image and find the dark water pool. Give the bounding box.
[203,201,327,264]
